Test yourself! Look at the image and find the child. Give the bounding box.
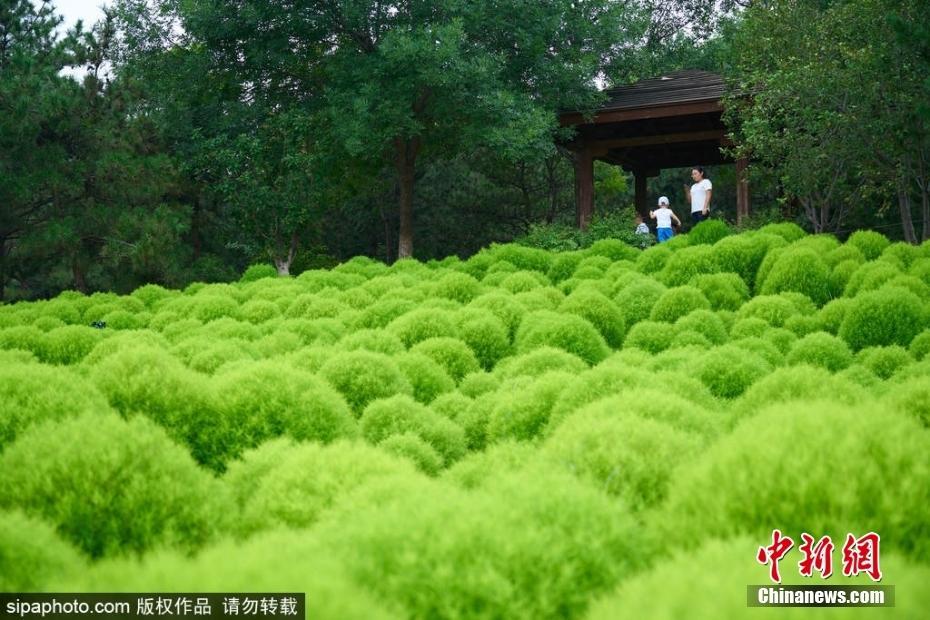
[649,196,681,243]
[634,213,650,235]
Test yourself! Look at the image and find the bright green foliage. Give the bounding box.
[237,440,418,533]
[623,320,673,354]
[433,272,483,303]
[40,325,103,364]
[657,245,718,286]
[910,329,930,360]
[697,345,772,399]
[636,243,672,274]
[757,222,806,243]
[544,402,699,510]
[614,279,667,325]
[728,336,784,368]
[736,294,801,326]
[240,263,279,282]
[381,432,444,476]
[453,309,510,369]
[673,309,728,345]
[0,510,85,591]
[239,299,281,324]
[887,377,930,428]
[734,365,867,419]
[689,273,749,311]
[847,229,891,260]
[360,395,466,466]
[319,350,413,415]
[409,337,481,383]
[558,290,626,348]
[687,219,732,245]
[711,234,778,288]
[213,361,357,462]
[443,441,538,490]
[843,261,901,297]
[649,286,711,323]
[758,248,832,305]
[660,402,930,561]
[338,329,406,355]
[856,345,914,380]
[839,288,927,350]
[515,310,609,364]
[386,308,457,347]
[395,352,455,403]
[0,411,230,558]
[313,468,650,620]
[0,364,111,450]
[786,331,853,371]
[487,372,571,442]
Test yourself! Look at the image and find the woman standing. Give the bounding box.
[684,166,712,225]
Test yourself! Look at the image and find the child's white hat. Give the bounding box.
[658,196,669,205]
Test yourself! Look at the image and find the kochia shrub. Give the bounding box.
[453,309,510,369]
[486,372,571,442]
[673,309,728,345]
[736,294,801,327]
[733,365,867,420]
[696,345,772,399]
[659,402,930,561]
[394,352,455,404]
[0,364,111,450]
[623,320,673,354]
[687,219,732,245]
[433,271,482,303]
[613,279,666,326]
[887,377,930,428]
[39,325,103,365]
[558,289,626,348]
[213,361,358,462]
[785,331,853,372]
[758,247,832,305]
[543,402,699,511]
[0,411,230,559]
[386,308,457,347]
[649,286,711,323]
[0,510,84,591]
[409,337,481,383]
[493,346,587,380]
[689,273,750,311]
[657,245,718,286]
[240,263,278,282]
[838,288,927,350]
[846,229,890,260]
[318,350,412,415]
[360,395,466,466]
[514,310,609,365]
[910,329,930,360]
[856,345,914,380]
[843,261,901,298]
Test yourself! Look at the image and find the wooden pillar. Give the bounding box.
[574,147,594,231]
[634,171,648,217]
[736,156,750,224]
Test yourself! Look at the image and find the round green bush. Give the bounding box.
[0,364,111,450]
[381,432,444,476]
[222,437,300,509]
[351,297,417,329]
[395,352,455,403]
[689,272,749,311]
[386,308,457,347]
[442,440,538,490]
[843,260,901,298]
[613,279,666,326]
[339,329,406,355]
[623,320,672,354]
[659,401,930,561]
[433,271,482,303]
[515,310,609,365]
[910,329,930,361]
[558,290,626,348]
[543,402,700,510]
[783,313,820,337]
[758,247,832,305]
[131,283,175,308]
[410,337,481,383]
[696,345,772,399]
[886,376,930,429]
[0,411,230,558]
[546,252,585,283]
[0,510,84,591]
[458,371,501,397]
[846,229,890,260]
[673,309,728,345]
[313,466,649,620]
[213,361,358,461]
[736,294,801,327]
[856,345,913,380]
[487,371,572,442]
[237,440,419,533]
[39,325,103,365]
[513,287,564,311]
[838,288,927,350]
[453,309,511,369]
[468,291,527,339]
[240,263,279,282]
[711,233,780,288]
[187,294,240,322]
[785,331,853,371]
[657,245,719,286]
[757,221,806,242]
[636,243,672,274]
[816,297,853,334]
[239,299,281,324]
[649,286,711,323]
[319,350,413,415]
[687,219,731,245]
[733,364,867,420]
[0,325,46,358]
[498,270,549,293]
[360,395,466,466]
[728,336,784,367]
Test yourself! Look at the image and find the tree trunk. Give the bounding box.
[898,184,918,244]
[394,136,420,259]
[0,236,6,302]
[921,184,929,242]
[273,231,299,276]
[72,255,88,293]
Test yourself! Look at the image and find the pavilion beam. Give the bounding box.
[736,156,750,224]
[574,147,594,231]
[586,129,726,151]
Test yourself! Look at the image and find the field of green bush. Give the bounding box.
[2,221,930,618]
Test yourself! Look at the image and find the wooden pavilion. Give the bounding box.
[560,70,749,228]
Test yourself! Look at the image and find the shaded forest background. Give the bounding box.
[2,0,928,300]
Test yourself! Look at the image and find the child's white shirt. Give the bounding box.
[654,207,674,228]
[635,222,649,234]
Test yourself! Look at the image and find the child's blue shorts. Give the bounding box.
[657,227,673,242]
